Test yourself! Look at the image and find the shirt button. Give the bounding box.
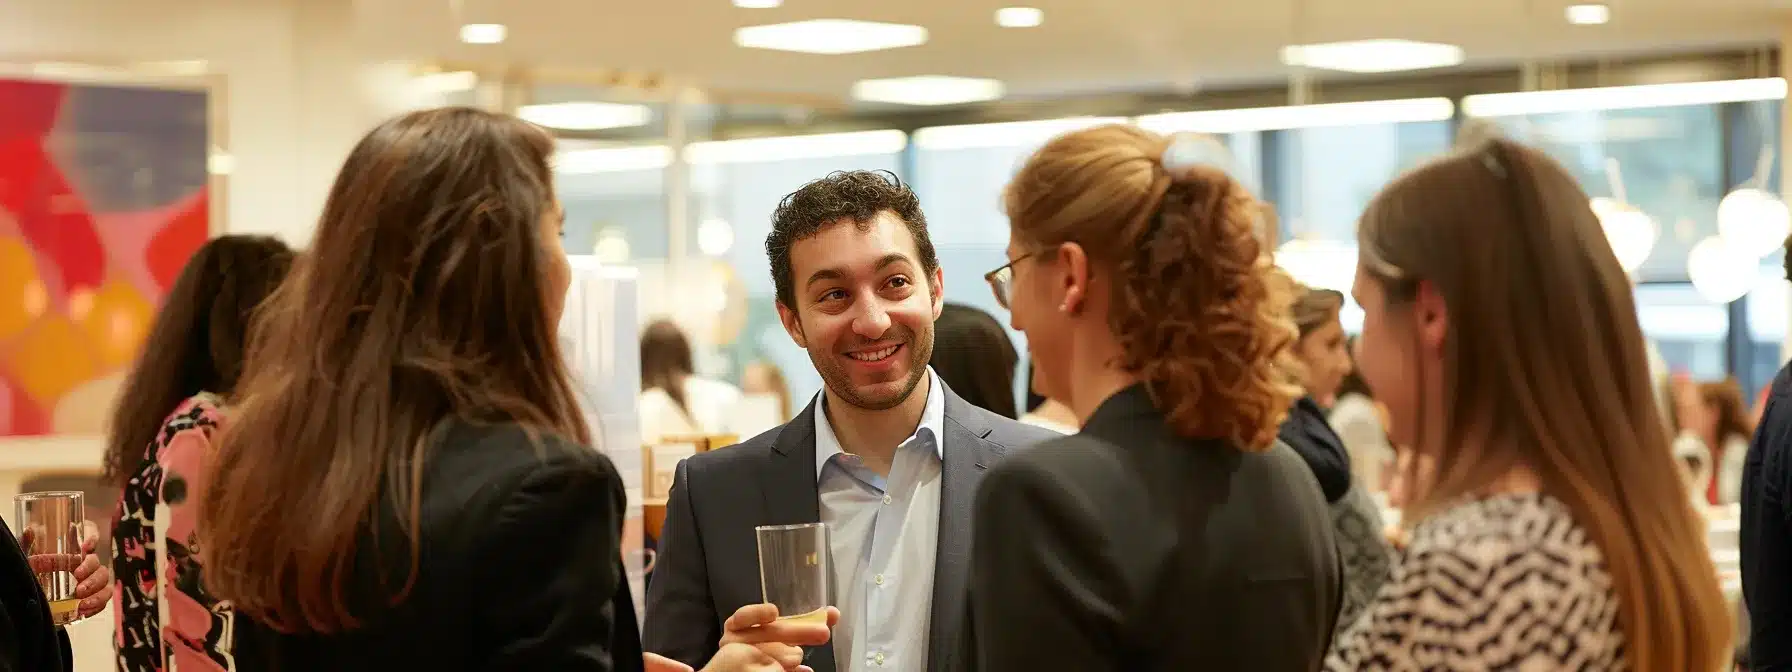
[873,652,887,666]
[874,574,885,586]
[881,494,892,505]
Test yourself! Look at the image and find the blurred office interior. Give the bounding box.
[1,0,1790,519]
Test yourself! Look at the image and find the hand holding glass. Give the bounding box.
[755,523,829,624]
[15,492,84,625]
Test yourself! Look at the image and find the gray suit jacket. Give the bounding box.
[643,381,1058,672]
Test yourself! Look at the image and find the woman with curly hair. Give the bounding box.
[961,124,1340,671]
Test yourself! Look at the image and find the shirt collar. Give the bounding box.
[813,366,947,480]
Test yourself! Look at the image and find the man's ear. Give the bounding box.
[776,301,808,348]
[929,265,945,320]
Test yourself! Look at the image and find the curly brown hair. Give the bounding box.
[1004,124,1296,450]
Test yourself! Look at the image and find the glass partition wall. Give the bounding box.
[526,54,1790,409]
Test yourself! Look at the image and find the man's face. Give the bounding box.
[777,211,942,411]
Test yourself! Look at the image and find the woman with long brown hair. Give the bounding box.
[1329,137,1729,670]
[198,108,823,671]
[106,233,293,671]
[963,124,1339,670]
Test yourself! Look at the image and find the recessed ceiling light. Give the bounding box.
[734,19,928,55]
[518,102,653,130]
[1566,3,1611,25]
[734,0,781,6]
[1279,39,1464,73]
[460,23,507,44]
[851,76,1005,106]
[995,7,1044,28]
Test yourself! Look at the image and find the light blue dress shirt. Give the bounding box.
[814,367,945,672]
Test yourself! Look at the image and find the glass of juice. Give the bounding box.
[755,522,829,624]
[15,491,84,625]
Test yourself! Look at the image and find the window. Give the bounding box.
[1491,105,1725,282]
[1637,282,1728,379]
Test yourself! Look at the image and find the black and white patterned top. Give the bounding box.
[1326,493,1627,671]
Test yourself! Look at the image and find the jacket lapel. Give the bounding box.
[929,387,1003,671]
[763,398,835,672]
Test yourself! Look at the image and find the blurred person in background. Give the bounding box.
[964,125,1339,671]
[927,303,1019,419]
[639,318,744,443]
[195,107,822,672]
[1328,138,1729,671]
[1741,235,1792,670]
[740,360,793,423]
[105,234,294,671]
[1278,284,1391,638]
[1328,338,1393,492]
[646,170,1054,672]
[1673,379,1752,506]
[1018,367,1078,434]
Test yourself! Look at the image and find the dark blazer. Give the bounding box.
[958,385,1341,671]
[1278,396,1352,503]
[233,421,645,672]
[0,517,71,672]
[1745,361,1792,669]
[644,381,1058,672]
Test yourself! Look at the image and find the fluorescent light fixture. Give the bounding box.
[913,117,1127,150]
[734,19,927,55]
[1566,3,1611,25]
[851,76,1005,106]
[1280,39,1464,74]
[685,130,908,164]
[1136,98,1454,134]
[460,23,507,44]
[1462,78,1787,117]
[554,146,673,174]
[416,70,478,93]
[734,0,781,6]
[519,102,653,131]
[996,7,1044,28]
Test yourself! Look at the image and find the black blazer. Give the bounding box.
[958,385,1342,671]
[0,517,70,672]
[643,381,1058,672]
[233,421,644,671]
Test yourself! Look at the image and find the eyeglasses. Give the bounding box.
[983,252,1037,310]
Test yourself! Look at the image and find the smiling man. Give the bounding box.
[644,170,1055,672]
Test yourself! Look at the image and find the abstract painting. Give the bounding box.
[0,77,210,436]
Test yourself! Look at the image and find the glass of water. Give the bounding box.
[15,491,84,625]
[755,522,829,623]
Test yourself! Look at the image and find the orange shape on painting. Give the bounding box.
[70,276,153,369]
[3,316,100,409]
[0,236,42,339]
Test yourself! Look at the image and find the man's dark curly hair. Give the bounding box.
[766,169,939,309]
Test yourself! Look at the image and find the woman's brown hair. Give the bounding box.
[1699,378,1753,443]
[640,318,696,420]
[103,235,293,487]
[1358,137,1728,671]
[199,107,589,634]
[1005,124,1295,449]
[1290,285,1343,338]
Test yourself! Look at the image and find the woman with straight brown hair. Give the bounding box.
[1329,137,1730,670]
[964,124,1339,670]
[198,108,822,671]
[106,233,293,671]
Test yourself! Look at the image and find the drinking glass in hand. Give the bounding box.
[15,491,84,625]
[755,523,829,624]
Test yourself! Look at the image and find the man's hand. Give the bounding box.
[21,521,110,619]
[709,603,837,671]
[647,643,808,672]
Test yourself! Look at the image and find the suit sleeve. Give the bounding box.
[966,454,1134,672]
[477,454,622,671]
[643,459,721,667]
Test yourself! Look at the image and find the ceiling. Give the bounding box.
[356,0,1788,102]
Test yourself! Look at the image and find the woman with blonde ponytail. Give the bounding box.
[1328,137,1729,670]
